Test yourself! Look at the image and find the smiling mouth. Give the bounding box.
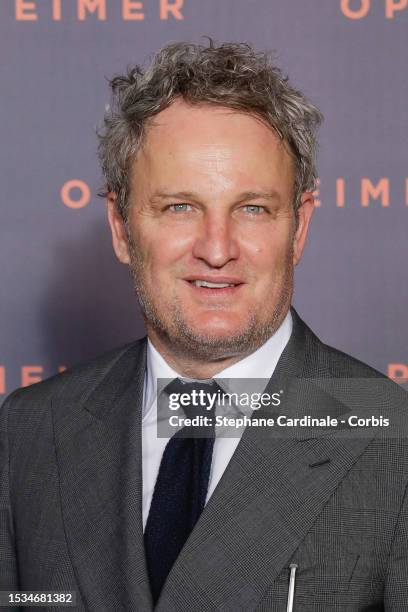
[185,279,244,293]
[190,280,238,288]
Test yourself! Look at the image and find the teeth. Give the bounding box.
[193,280,235,288]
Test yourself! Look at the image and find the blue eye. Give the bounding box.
[169,203,192,212]
[244,205,264,214]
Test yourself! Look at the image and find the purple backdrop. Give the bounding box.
[1,0,407,396]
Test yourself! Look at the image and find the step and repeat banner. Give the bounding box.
[1,0,407,396]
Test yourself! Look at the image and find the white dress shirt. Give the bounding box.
[141,310,293,529]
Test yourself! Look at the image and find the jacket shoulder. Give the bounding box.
[291,307,386,380]
[296,311,407,401]
[321,341,385,379]
[296,310,387,380]
[1,339,146,420]
[301,320,408,412]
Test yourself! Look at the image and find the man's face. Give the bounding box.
[108,99,314,361]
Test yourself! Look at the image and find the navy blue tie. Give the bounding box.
[144,378,218,604]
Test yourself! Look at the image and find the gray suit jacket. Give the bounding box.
[1,308,408,611]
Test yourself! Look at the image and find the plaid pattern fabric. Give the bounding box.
[1,307,408,611]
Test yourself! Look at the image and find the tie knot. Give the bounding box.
[160,377,222,437]
[164,378,222,416]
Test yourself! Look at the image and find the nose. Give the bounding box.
[191,211,240,268]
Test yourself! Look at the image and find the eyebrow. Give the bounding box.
[150,190,282,202]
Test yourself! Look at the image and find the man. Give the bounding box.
[1,40,407,611]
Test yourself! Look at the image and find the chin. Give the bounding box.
[186,314,245,337]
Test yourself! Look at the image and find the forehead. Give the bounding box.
[132,99,294,196]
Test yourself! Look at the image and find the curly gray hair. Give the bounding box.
[97,39,323,220]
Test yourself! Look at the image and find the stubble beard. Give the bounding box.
[127,235,294,362]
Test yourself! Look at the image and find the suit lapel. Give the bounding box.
[155,309,380,611]
[53,340,154,612]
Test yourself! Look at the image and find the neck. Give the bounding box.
[147,332,258,379]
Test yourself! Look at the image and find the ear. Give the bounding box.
[107,193,130,264]
[293,192,315,266]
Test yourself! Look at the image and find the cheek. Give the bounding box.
[138,231,193,275]
[242,232,293,271]
[164,234,193,258]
